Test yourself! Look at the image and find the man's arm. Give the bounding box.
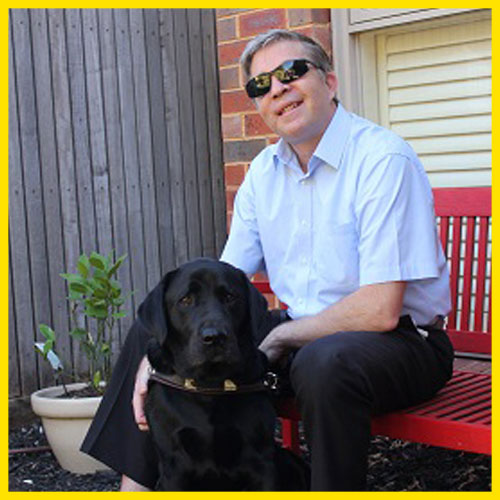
[259,281,406,363]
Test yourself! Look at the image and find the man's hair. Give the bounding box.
[240,29,333,82]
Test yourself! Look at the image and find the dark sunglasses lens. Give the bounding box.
[246,73,271,98]
[279,59,309,83]
[245,59,311,98]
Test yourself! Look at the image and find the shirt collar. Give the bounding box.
[273,102,352,171]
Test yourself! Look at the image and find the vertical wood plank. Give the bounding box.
[172,9,202,259]
[114,9,148,308]
[129,9,161,292]
[11,8,51,393]
[82,9,113,256]
[30,9,72,382]
[187,10,216,257]
[98,9,133,349]
[200,9,227,255]
[158,8,188,268]
[144,9,177,272]
[65,8,97,375]
[48,9,81,372]
[9,246,21,396]
[9,11,35,395]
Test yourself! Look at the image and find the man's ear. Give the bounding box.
[324,70,338,100]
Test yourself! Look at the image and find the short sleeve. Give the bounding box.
[220,170,265,275]
[356,153,441,286]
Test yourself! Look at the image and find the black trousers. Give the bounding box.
[81,313,453,491]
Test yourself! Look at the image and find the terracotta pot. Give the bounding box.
[30,382,108,474]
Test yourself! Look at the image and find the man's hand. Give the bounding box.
[133,355,151,432]
[258,322,295,364]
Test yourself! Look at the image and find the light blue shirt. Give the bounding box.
[221,104,451,326]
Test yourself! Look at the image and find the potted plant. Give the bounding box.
[31,251,130,474]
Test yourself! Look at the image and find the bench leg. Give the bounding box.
[280,418,301,454]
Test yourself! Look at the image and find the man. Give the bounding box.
[82,29,453,491]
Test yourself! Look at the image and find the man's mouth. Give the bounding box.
[278,101,302,116]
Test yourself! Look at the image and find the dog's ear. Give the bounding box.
[137,269,177,345]
[239,273,271,346]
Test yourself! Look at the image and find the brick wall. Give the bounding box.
[216,9,332,228]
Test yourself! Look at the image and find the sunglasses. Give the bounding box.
[245,59,317,99]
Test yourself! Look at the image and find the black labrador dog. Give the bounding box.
[142,258,310,491]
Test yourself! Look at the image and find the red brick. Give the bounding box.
[217,8,252,18]
[218,40,248,67]
[217,17,236,42]
[226,211,233,233]
[295,25,332,57]
[221,115,242,139]
[226,188,238,214]
[239,9,287,38]
[224,164,247,187]
[288,9,330,27]
[244,113,272,137]
[223,138,266,163]
[220,90,254,114]
[219,66,240,91]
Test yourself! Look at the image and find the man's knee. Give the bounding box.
[289,334,369,402]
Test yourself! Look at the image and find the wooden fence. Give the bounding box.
[9,8,226,398]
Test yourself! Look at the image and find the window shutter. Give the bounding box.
[375,18,491,187]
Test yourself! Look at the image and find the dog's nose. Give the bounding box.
[200,327,228,345]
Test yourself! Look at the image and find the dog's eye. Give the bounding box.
[222,291,237,304]
[178,294,194,307]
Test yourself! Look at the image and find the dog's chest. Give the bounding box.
[149,389,277,490]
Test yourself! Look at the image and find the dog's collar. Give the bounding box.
[148,368,279,396]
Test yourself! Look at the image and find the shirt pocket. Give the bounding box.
[316,221,359,291]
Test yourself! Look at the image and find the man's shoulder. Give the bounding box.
[346,112,413,161]
[248,143,278,175]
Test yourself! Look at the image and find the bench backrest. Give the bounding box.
[433,187,491,355]
[253,186,492,357]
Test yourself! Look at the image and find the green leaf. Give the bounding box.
[89,252,107,271]
[77,254,90,279]
[69,328,88,341]
[93,371,102,388]
[92,287,108,299]
[38,324,56,342]
[84,306,108,319]
[107,254,127,278]
[60,272,80,281]
[101,343,110,354]
[112,310,127,319]
[43,339,54,356]
[69,282,88,294]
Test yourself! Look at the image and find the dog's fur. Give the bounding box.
[142,258,309,491]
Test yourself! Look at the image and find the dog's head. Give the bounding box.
[138,258,270,385]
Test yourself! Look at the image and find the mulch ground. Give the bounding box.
[9,421,491,491]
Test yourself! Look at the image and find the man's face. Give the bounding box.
[249,40,338,148]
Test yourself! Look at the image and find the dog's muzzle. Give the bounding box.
[200,327,228,345]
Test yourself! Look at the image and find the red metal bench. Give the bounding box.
[254,187,491,456]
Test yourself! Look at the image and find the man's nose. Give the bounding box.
[269,75,289,98]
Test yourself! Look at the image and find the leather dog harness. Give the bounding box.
[148,368,279,396]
